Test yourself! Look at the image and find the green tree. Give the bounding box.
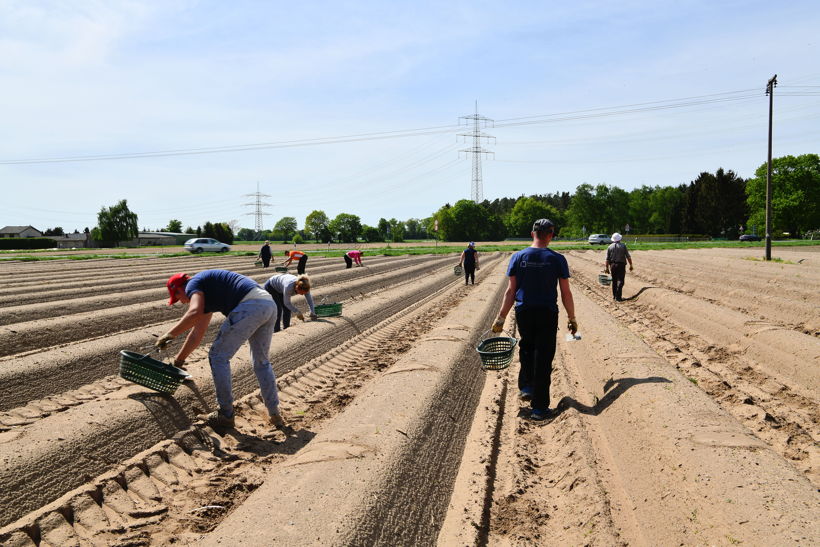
[165,219,183,233]
[628,186,654,234]
[274,217,298,241]
[389,219,405,242]
[746,154,820,237]
[506,197,559,238]
[404,218,426,239]
[236,228,256,241]
[439,199,505,241]
[329,213,362,243]
[361,225,382,243]
[305,210,331,242]
[377,218,391,241]
[93,199,138,246]
[212,222,234,244]
[648,186,684,233]
[688,169,746,237]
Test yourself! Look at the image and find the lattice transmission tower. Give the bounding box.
[243,182,271,232]
[459,102,495,203]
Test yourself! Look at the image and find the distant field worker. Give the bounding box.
[344,249,363,268]
[459,242,480,285]
[263,273,317,332]
[605,233,633,302]
[492,219,577,422]
[156,270,286,430]
[283,249,308,274]
[258,240,272,268]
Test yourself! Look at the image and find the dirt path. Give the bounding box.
[443,269,819,545]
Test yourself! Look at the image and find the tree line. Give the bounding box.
[90,154,817,246]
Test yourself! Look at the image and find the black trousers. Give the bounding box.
[464,263,475,284]
[297,255,307,274]
[611,262,626,300]
[515,307,558,411]
[269,290,290,332]
[344,254,353,268]
[261,256,271,267]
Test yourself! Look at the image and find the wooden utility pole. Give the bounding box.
[765,74,777,261]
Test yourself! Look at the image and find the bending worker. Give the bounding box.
[458,241,480,285]
[604,232,633,302]
[492,219,577,422]
[283,249,308,274]
[263,273,317,332]
[157,270,287,430]
[344,249,363,268]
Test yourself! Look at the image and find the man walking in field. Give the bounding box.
[283,249,308,274]
[156,270,287,430]
[492,219,577,422]
[605,232,633,302]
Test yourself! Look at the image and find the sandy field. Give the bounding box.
[0,247,817,546]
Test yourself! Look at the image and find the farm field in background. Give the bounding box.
[0,247,817,545]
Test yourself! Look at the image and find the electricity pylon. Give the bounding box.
[459,102,495,203]
[243,182,271,233]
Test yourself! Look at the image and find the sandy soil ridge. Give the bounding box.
[0,256,483,528]
[198,258,507,545]
[444,266,819,545]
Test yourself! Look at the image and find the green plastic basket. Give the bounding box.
[476,336,518,371]
[119,350,190,394]
[314,302,343,317]
[274,266,289,273]
[454,265,463,276]
[598,273,612,286]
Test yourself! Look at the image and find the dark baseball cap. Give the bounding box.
[532,218,555,233]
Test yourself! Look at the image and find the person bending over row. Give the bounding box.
[157,270,287,430]
[263,273,317,332]
[344,249,363,268]
[283,249,308,274]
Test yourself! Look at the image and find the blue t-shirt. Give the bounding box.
[186,270,259,315]
[506,247,570,312]
[463,247,477,266]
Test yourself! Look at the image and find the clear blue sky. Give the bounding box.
[1,1,818,233]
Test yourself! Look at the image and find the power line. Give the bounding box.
[0,86,810,166]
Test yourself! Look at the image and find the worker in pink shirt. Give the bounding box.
[343,249,363,268]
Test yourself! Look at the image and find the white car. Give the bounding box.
[184,238,230,253]
[587,234,612,245]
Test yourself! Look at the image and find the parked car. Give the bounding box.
[184,238,231,253]
[739,234,761,242]
[588,234,612,245]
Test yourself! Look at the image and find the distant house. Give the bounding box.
[54,232,92,249]
[0,225,43,238]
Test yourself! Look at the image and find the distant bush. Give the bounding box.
[292,234,304,245]
[0,238,57,250]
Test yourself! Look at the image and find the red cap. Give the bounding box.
[166,273,189,305]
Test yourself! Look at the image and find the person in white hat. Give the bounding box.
[605,233,633,301]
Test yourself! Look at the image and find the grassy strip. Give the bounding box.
[1,239,817,262]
